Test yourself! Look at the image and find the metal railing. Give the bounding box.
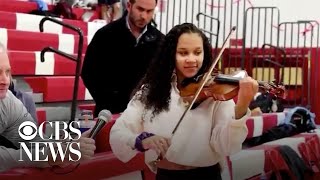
[242,7,280,69]
[39,16,84,126]
[196,12,220,57]
[154,0,250,47]
[261,43,286,84]
[277,21,318,109]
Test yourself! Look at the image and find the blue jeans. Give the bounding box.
[30,0,48,11]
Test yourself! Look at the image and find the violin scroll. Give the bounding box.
[259,80,286,100]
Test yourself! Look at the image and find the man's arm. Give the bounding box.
[0,91,49,172]
[0,144,53,173]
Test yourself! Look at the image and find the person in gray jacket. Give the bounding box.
[0,43,96,173]
[8,80,38,122]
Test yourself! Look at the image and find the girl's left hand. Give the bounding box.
[237,76,259,109]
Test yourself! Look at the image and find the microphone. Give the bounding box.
[89,109,112,139]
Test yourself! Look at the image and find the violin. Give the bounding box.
[179,70,286,104]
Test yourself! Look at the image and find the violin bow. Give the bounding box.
[171,26,237,135]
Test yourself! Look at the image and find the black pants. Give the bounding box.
[156,164,221,180]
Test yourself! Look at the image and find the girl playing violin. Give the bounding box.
[109,23,259,179]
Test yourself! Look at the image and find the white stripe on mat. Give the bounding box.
[252,116,263,137]
[277,112,286,125]
[35,51,55,75]
[0,28,8,48]
[58,34,75,54]
[16,13,63,34]
[87,21,106,36]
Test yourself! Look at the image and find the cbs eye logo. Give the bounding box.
[18,121,38,141]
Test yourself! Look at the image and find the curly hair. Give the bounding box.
[134,23,214,116]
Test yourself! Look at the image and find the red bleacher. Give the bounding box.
[246,112,286,139]
[0,0,100,23]
[0,10,104,36]
[9,50,84,76]
[24,76,92,102]
[0,152,152,180]
[0,0,38,13]
[1,28,88,54]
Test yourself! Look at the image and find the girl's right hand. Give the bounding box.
[142,135,171,157]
